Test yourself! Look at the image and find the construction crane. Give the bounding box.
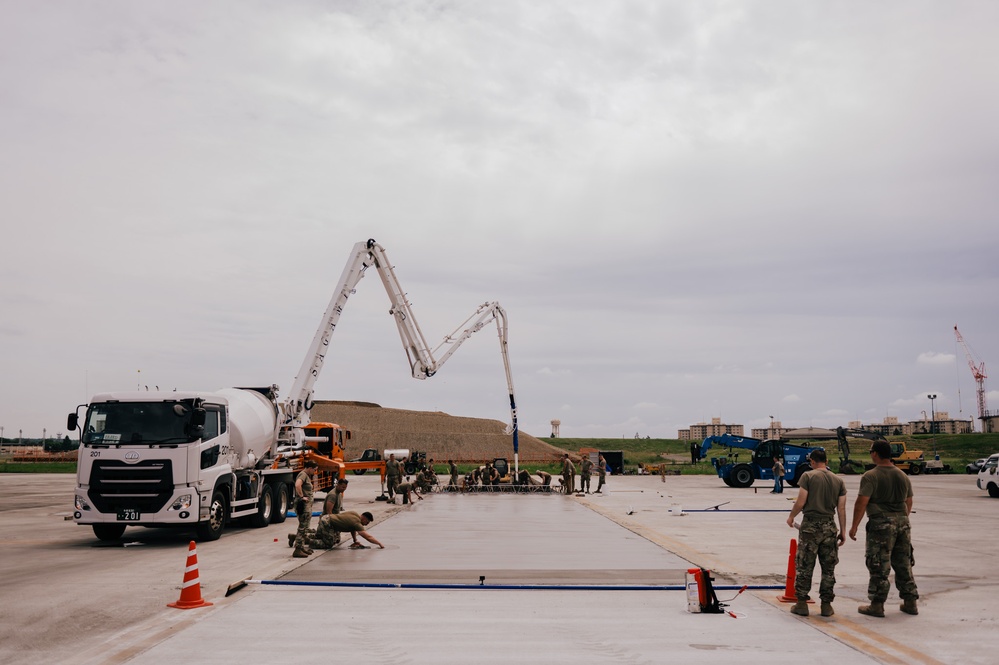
[954,325,987,428]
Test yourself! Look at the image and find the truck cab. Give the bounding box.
[70,388,295,543]
[977,453,999,497]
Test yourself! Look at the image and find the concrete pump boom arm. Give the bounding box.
[282,239,520,467]
[282,239,376,430]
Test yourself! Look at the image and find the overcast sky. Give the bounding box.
[2,1,997,443]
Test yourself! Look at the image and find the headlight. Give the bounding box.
[75,495,91,511]
[169,494,193,511]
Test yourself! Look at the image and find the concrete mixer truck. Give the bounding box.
[68,238,520,542]
[69,386,297,541]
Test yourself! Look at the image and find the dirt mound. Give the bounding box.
[311,401,569,463]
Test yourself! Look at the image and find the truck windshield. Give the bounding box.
[82,401,205,445]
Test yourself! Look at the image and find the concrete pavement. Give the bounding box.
[122,473,996,665]
[2,473,995,664]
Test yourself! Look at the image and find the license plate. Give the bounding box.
[117,508,140,521]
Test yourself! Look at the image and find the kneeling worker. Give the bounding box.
[396,480,424,505]
[305,510,385,554]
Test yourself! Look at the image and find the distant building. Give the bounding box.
[848,417,905,437]
[982,412,999,434]
[678,417,744,440]
[839,415,972,436]
[906,411,973,435]
[750,420,790,440]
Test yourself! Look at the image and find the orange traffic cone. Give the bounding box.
[777,538,814,604]
[777,538,798,602]
[168,541,213,609]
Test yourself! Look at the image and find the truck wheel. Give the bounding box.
[270,483,288,524]
[788,465,811,488]
[353,469,366,475]
[908,464,921,476]
[249,485,273,528]
[405,462,417,475]
[722,476,734,487]
[196,490,226,541]
[731,465,754,488]
[988,483,999,498]
[92,524,126,541]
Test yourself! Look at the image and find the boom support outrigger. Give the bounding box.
[280,239,520,473]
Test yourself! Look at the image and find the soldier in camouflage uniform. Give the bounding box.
[595,455,607,493]
[291,476,348,549]
[385,453,402,503]
[580,456,593,493]
[291,460,318,558]
[849,440,919,617]
[786,449,847,617]
[311,510,385,550]
[561,454,575,494]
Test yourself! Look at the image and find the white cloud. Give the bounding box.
[917,352,955,366]
[2,2,999,439]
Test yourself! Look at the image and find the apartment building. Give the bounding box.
[678,417,744,440]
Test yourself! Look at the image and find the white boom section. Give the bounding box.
[281,239,520,470]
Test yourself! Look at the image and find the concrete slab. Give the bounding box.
[124,488,881,665]
[285,493,692,585]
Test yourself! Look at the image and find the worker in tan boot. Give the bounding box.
[849,440,919,617]
[786,449,847,617]
[291,460,318,558]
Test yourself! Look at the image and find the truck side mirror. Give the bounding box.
[67,413,78,431]
[184,406,206,441]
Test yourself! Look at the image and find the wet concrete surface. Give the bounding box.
[285,492,692,585]
[127,483,880,665]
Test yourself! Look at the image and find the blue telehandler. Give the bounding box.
[700,434,824,488]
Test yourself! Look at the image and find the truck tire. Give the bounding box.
[908,464,922,476]
[722,476,734,487]
[353,469,366,476]
[731,465,754,488]
[405,462,417,475]
[92,523,126,541]
[270,483,288,524]
[988,483,999,498]
[790,465,811,488]
[249,485,273,528]
[196,490,227,541]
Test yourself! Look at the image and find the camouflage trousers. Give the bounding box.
[292,501,312,551]
[865,514,918,603]
[308,514,343,550]
[795,517,840,603]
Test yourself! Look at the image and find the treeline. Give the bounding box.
[0,437,79,452]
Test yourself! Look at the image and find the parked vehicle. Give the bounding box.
[977,454,999,497]
[967,458,988,474]
[700,434,822,488]
[349,448,383,475]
